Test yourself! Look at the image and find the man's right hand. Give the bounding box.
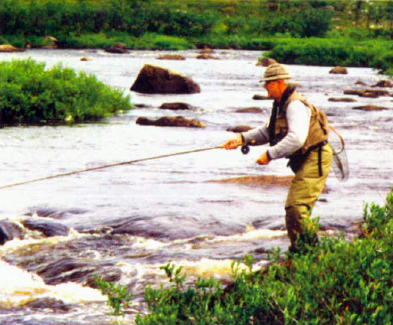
[223,134,243,150]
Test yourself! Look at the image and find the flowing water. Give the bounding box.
[0,49,392,324]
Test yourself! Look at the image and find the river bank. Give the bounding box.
[0,49,392,324]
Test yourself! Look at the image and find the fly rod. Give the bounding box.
[0,145,225,190]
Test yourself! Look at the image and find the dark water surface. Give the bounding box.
[0,49,392,324]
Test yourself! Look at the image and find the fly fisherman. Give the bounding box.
[223,63,333,253]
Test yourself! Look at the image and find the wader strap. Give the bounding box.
[318,146,323,177]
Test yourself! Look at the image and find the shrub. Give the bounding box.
[136,188,393,325]
[0,59,132,126]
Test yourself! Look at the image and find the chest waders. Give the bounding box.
[268,85,333,253]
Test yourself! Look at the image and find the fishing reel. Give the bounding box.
[241,145,250,155]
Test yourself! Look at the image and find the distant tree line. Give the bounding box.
[2,0,392,44]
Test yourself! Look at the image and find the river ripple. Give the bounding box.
[0,49,392,324]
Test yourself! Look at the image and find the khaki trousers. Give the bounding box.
[285,144,333,249]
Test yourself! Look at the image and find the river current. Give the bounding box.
[0,49,392,324]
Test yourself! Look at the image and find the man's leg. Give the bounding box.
[285,144,333,251]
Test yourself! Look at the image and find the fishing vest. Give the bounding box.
[269,90,329,158]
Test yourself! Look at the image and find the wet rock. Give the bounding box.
[86,269,122,288]
[157,54,186,60]
[372,80,393,88]
[355,79,367,86]
[198,48,214,54]
[160,102,194,110]
[328,97,357,102]
[256,58,277,67]
[80,57,92,61]
[196,54,220,60]
[226,125,253,133]
[22,219,70,237]
[131,64,201,94]
[136,116,205,128]
[23,298,72,312]
[35,257,117,285]
[343,89,391,98]
[26,207,88,220]
[0,44,24,52]
[105,43,129,54]
[329,66,348,74]
[253,94,271,100]
[0,220,24,245]
[235,107,263,113]
[209,175,328,193]
[353,105,388,111]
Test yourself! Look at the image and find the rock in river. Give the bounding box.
[131,64,201,94]
[160,102,195,110]
[22,219,70,237]
[136,116,205,128]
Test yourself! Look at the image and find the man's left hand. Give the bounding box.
[256,151,270,165]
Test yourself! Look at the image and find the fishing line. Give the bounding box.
[0,145,225,190]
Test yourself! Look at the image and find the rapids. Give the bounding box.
[0,49,392,324]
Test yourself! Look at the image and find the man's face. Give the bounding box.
[263,80,281,101]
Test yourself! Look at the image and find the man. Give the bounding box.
[223,63,333,253]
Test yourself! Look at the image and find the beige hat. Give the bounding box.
[260,63,292,82]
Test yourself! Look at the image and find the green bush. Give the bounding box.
[0,59,132,126]
[136,188,393,325]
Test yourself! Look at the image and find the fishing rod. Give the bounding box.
[0,145,229,190]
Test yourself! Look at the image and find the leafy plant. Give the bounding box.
[0,59,132,126]
[94,275,133,316]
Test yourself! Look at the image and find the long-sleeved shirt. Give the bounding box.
[242,100,311,159]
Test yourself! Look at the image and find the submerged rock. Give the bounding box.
[353,105,388,111]
[372,80,393,88]
[23,298,72,312]
[160,102,194,110]
[226,125,253,133]
[22,219,70,237]
[253,94,271,100]
[344,89,391,98]
[131,64,201,94]
[157,54,186,60]
[196,54,220,60]
[328,97,357,102]
[235,107,263,113]
[136,116,205,128]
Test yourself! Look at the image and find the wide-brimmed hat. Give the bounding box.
[260,63,292,82]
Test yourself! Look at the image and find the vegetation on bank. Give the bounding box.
[133,189,393,325]
[0,59,132,126]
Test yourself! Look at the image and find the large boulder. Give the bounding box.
[329,66,348,74]
[131,64,201,94]
[0,220,24,245]
[0,44,24,52]
[136,116,205,128]
[22,219,70,237]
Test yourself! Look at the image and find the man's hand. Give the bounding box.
[256,151,271,165]
[223,134,243,150]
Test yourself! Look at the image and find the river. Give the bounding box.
[0,49,392,324]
